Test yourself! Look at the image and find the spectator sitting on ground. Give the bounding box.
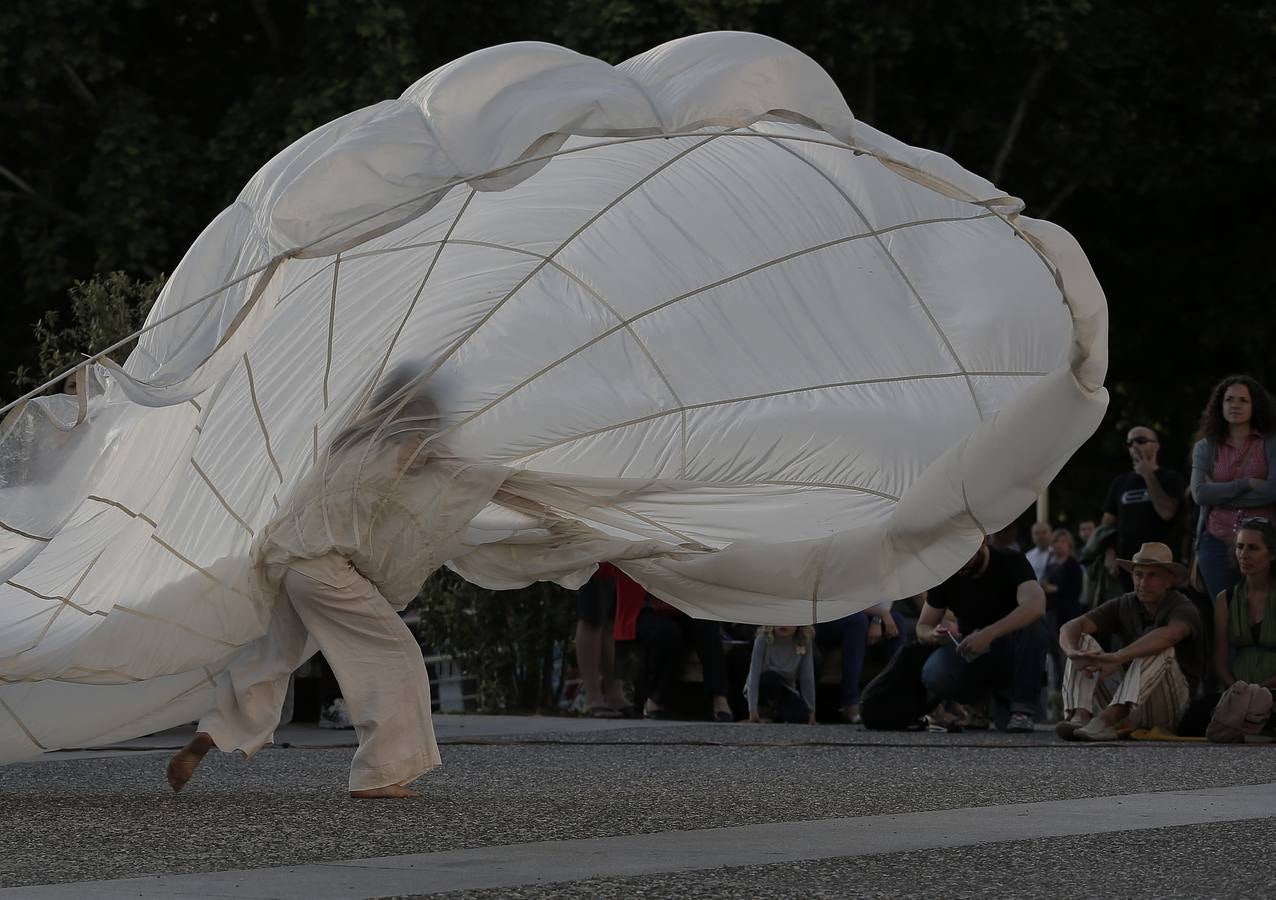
[1213,518,1276,691]
[1043,528,1084,700]
[816,604,907,723]
[1025,521,1054,580]
[1056,542,1203,742]
[916,538,1049,733]
[745,625,816,724]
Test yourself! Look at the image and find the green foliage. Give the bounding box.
[416,568,576,713]
[12,271,164,390]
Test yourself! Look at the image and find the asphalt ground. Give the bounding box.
[2,719,1274,897]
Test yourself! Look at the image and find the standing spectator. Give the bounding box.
[1102,425,1184,588]
[1078,520,1096,546]
[1042,528,1084,693]
[816,603,907,723]
[1190,376,1276,602]
[916,540,1049,732]
[1025,521,1054,580]
[615,580,734,722]
[574,564,629,717]
[745,626,817,724]
[1213,518,1276,690]
[1055,543,1202,742]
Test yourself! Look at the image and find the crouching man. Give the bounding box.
[1056,542,1202,742]
[917,539,1050,732]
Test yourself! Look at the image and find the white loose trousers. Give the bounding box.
[199,553,440,790]
[1061,633,1190,731]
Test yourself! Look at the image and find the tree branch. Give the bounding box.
[0,167,88,228]
[60,62,97,111]
[249,0,283,52]
[989,59,1051,184]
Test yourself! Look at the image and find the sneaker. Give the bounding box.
[1005,712,1035,733]
[318,698,354,729]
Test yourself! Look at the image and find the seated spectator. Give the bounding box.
[745,626,816,724]
[916,539,1049,732]
[574,564,629,717]
[613,572,733,722]
[815,603,906,723]
[1056,542,1202,742]
[1213,518,1276,691]
[1042,528,1083,692]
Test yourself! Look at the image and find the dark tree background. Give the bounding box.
[3,0,1274,527]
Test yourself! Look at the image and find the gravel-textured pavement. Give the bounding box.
[3,721,1274,894]
[423,817,1276,899]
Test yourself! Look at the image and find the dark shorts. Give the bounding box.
[576,577,616,626]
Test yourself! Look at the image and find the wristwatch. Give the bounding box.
[869,615,883,626]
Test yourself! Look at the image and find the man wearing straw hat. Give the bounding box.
[1055,542,1203,741]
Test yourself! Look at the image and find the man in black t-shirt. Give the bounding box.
[1102,425,1184,566]
[917,540,1049,732]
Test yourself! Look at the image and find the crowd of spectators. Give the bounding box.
[571,374,1276,742]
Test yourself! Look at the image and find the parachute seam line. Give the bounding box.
[189,398,202,412]
[160,231,257,362]
[406,132,731,395]
[501,369,1039,464]
[755,479,899,502]
[0,520,52,542]
[149,533,252,600]
[242,354,283,483]
[86,494,158,528]
[752,130,985,420]
[0,698,48,751]
[534,482,702,545]
[427,213,996,447]
[5,579,108,617]
[0,130,884,418]
[351,189,480,531]
[366,190,477,402]
[537,251,691,477]
[809,535,835,625]
[961,478,990,537]
[292,130,857,259]
[112,603,240,649]
[15,603,66,657]
[322,254,341,410]
[1,259,275,417]
[190,458,255,536]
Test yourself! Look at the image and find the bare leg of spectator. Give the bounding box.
[575,619,606,712]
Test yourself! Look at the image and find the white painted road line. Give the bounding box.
[7,782,1275,899]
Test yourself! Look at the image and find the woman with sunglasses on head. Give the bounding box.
[1190,376,1276,602]
[1213,518,1276,691]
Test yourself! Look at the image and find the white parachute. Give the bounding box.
[0,32,1107,761]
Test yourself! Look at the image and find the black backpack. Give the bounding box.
[861,642,936,730]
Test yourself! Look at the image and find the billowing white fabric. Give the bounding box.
[0,32,1108,762]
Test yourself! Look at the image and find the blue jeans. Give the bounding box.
[921,618,1050,716]
[1197,531,1240,602]
[816,610,907,706]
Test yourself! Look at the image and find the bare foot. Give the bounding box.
[166,732,214,793]
[350,785,421,799]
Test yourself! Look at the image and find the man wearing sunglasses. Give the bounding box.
[1102,426,1185,587]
